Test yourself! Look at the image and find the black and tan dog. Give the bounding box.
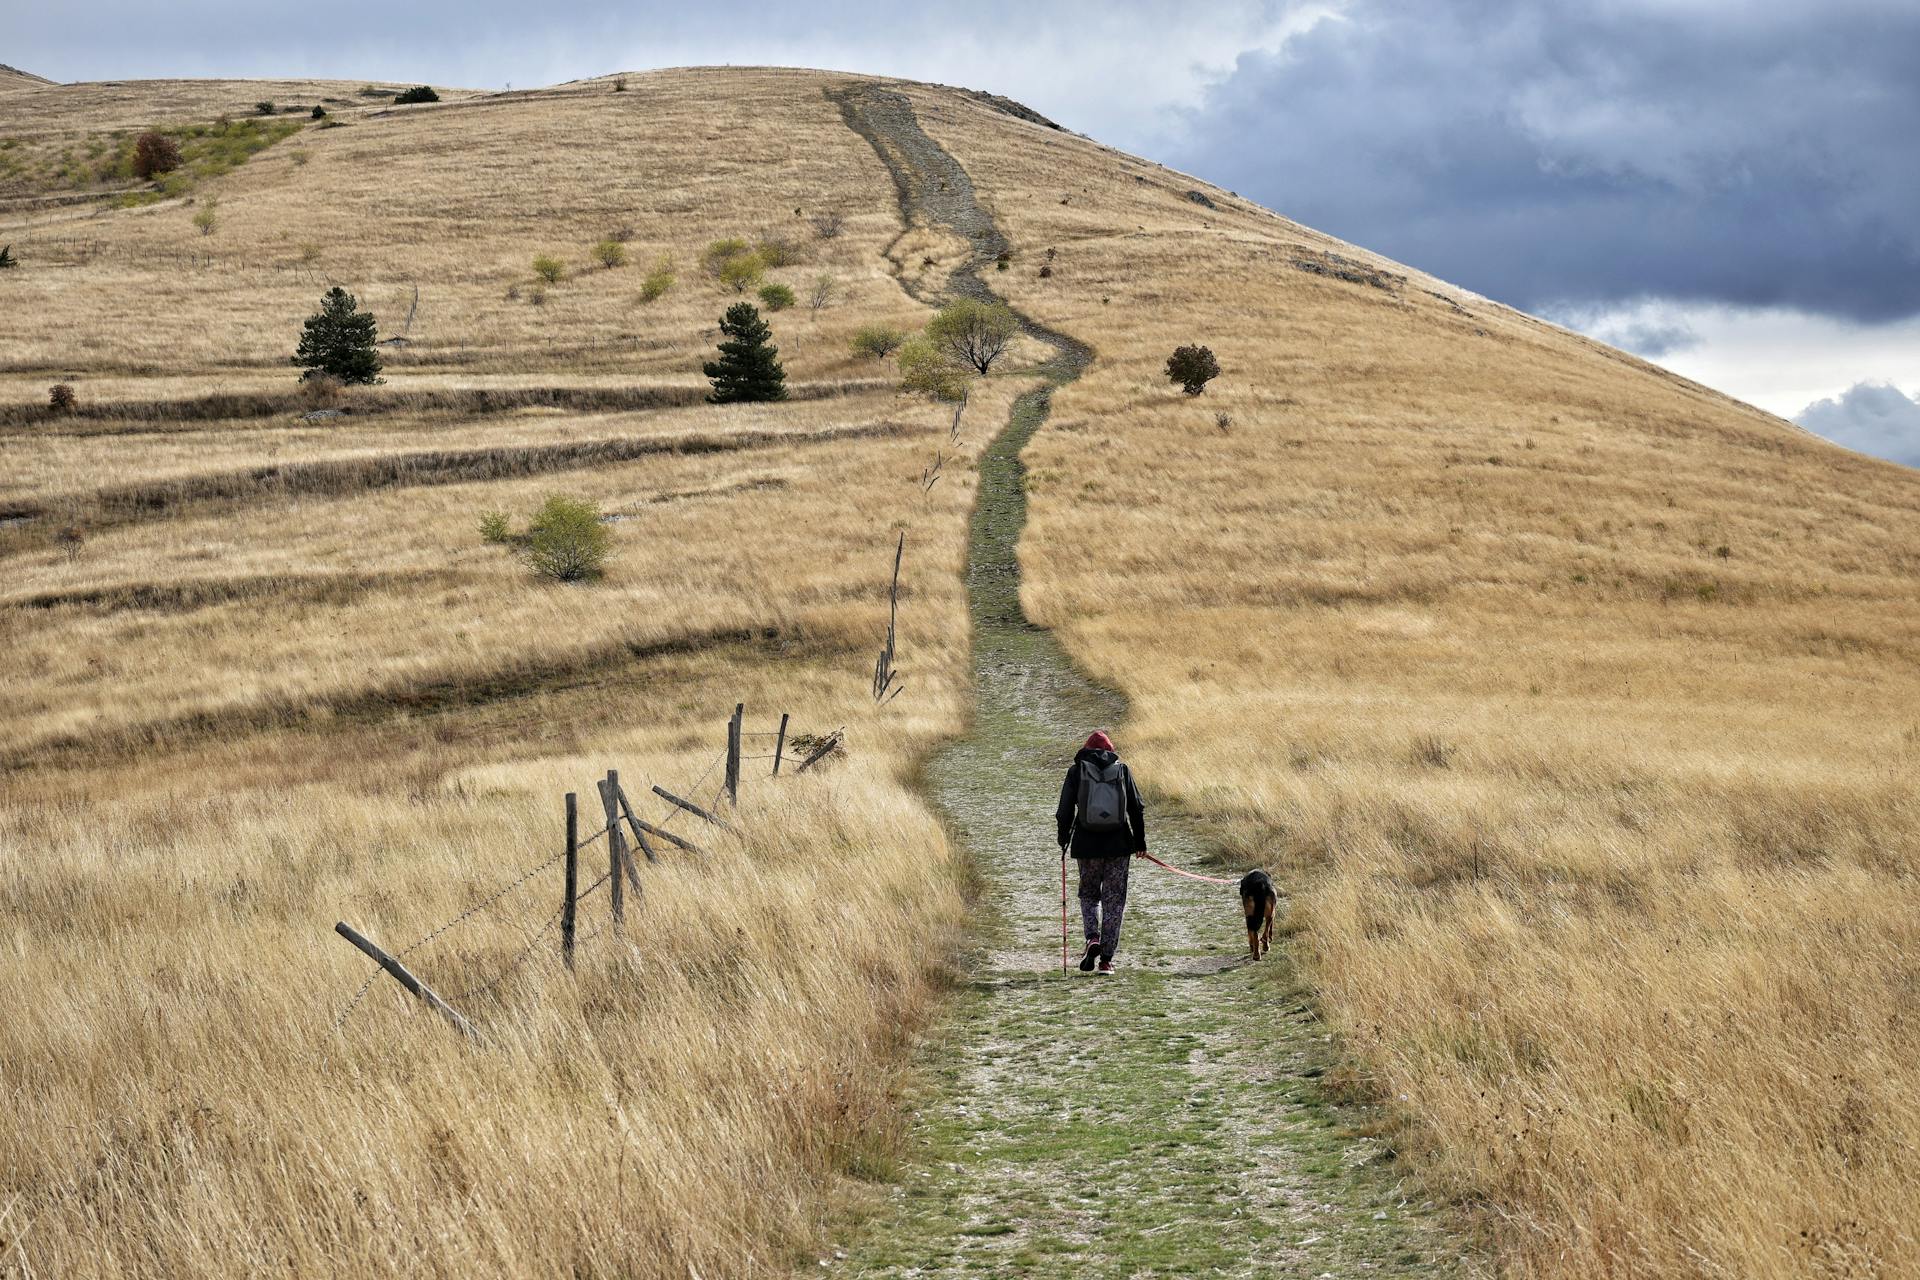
[1238,869,1277,960]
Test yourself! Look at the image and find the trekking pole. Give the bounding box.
[1060,846,1069,972]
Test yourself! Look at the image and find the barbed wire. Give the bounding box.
[337,730,790,1030]
[333,839,574,1030]
[442,904,563,1002]
[655,752,726,829]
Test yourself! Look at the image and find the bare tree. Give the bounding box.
[807,273,835,319]
[810,210,845,240]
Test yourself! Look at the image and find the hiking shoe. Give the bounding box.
[1097,959,1117,975]
[1079,942,1100,972]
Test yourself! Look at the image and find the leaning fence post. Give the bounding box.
[562,792,578,970]
[611,779,658,863]
[332,921,479,1041]
[725,702,743,807]
[772,712,790,776]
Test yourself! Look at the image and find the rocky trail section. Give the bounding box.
[828,83,1471,1277]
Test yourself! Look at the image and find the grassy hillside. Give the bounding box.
[893,84,1920,1277]
[0,63,55,91]
[2,64,1915,1278]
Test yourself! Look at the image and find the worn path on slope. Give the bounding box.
[829,83,1468,1278]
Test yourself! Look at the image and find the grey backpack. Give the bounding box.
[1077,759,1130,833]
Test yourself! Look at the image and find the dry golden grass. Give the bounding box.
[899,87,1920,1276]
[0,67,1027,1276]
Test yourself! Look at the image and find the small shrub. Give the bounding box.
[639,259,675,302]
[527,283,548,306]
[1215,411,1233,432]
[191,199,219,237]
[394,86,439,105]
[897,335,967,401]
[289,148,310,167]
[310,105,327,120]
[850,324,907,359]
[532,254,565,284]
[757,282,795,311]
[755,237,802,268]
[49,383,77,414]
[810,211,845,239]
[132,132,182,180]
[504,283,521,301]
[995,251,1010,271]
[612,76,628,93]
[718,252,765,293]
[477,511,513,544]
[254,101,275,116]
[0,244,15,270]
[525,496,612,581]
[592,239,628,269]
[1038,264,1053,278]
[1166,344,1220,395]
[1045,247,1057,262]
[701,237,752,277]
[300,373,343,410]
[54,525,85,561]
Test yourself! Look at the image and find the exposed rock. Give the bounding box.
[1184,189,1217,209]
[958,88,1062,131]
[1292,249,1406,293]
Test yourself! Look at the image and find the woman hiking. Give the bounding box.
[1056,730,1147,974]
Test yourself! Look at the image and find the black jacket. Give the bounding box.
[1056,747,1147,858]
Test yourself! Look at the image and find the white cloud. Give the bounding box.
[1553,300,1920,421]
[1795,382,1920,466]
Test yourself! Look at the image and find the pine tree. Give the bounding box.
[703,302,787,403]
[292,287,383,385]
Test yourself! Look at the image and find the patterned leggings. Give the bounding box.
[1077,855,1131,960]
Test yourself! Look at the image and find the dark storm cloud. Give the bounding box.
[1796,383,1920,467]
[1165,0,1920,323]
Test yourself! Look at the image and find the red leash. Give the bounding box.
[1137,850,1239,887]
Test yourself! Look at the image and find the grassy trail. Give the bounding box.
[830,86,1469,1277]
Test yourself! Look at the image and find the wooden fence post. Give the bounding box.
[333,921,480,1041]
[873,533,904,703]
[562,791,578,970]
[599,772,625,936]
[651,784,740,833]
[725,702,743,807]
[772,712,790,776]
[611,779,658,863]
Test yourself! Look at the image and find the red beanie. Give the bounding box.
[1084,731,1115,752]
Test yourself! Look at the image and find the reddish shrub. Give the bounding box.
[132,132,182,180]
